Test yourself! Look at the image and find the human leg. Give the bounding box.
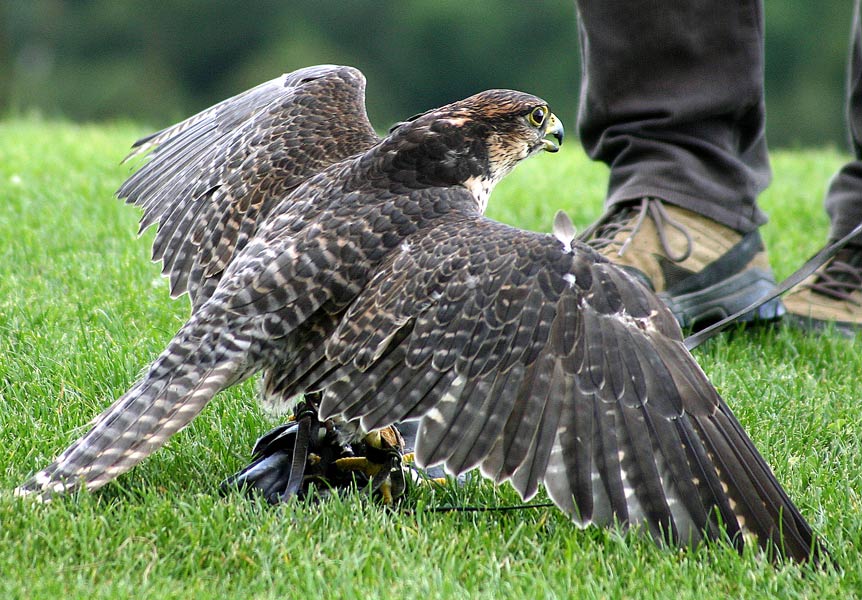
[575,0,781,329]
[784,0,862,334]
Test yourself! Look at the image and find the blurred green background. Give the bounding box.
[0,0,855,148]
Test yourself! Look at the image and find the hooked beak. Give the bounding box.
[542,113,564,153]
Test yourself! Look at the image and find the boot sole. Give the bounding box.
[659,267,785,331]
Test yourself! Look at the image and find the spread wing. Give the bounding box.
[304,216,817,561]
[118,64,381,306]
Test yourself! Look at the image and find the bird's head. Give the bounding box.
[384,89,564,210]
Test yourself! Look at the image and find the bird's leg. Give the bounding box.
[333,424,407,504]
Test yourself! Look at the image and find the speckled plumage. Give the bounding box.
[19,65,821,563]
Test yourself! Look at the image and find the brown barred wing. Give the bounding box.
[117,65,380,305]
[314,216,820,562]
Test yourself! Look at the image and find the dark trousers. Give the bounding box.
[576,0,862,243]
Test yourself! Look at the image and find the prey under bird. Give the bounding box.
[17,65,824,563]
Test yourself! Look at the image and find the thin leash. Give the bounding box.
[684,220,862,350]
[404,502,555,514]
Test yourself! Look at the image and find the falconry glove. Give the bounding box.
[222,395,409,505]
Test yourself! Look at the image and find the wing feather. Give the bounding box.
[440,362,522,476]
[562,379,596,521]
[509,359,565,499]
[316,216,820,561]
[495,352,554,480]
[118,65,380,305]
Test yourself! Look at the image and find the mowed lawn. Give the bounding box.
[1,119,860,599]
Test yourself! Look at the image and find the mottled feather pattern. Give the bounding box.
[25,307,253,495]
[119,65,380,304]
[19,66,822,563]
[313,217,818,558]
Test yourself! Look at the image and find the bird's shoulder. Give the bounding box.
[325,215,686,380]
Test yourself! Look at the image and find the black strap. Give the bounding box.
[685,221,862,350]
[283,406,315,498]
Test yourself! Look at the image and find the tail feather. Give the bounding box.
[16,318,247,501]
[698,407,821,562]
[653,339,824,562]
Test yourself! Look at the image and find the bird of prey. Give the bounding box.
[17,65,822,563]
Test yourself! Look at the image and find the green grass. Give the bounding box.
[1,118,861,599]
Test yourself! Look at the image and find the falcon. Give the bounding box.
[17,65,823,563]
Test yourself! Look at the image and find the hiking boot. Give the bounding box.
[581,198,784,330]
[783,245,862,336]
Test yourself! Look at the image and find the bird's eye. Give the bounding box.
[528,106,547,127]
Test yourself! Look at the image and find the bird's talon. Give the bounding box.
[334,456,383,477]
[379,480,394,505]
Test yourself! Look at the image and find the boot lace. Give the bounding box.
[805,247,862,305]
[584,198,693,262]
